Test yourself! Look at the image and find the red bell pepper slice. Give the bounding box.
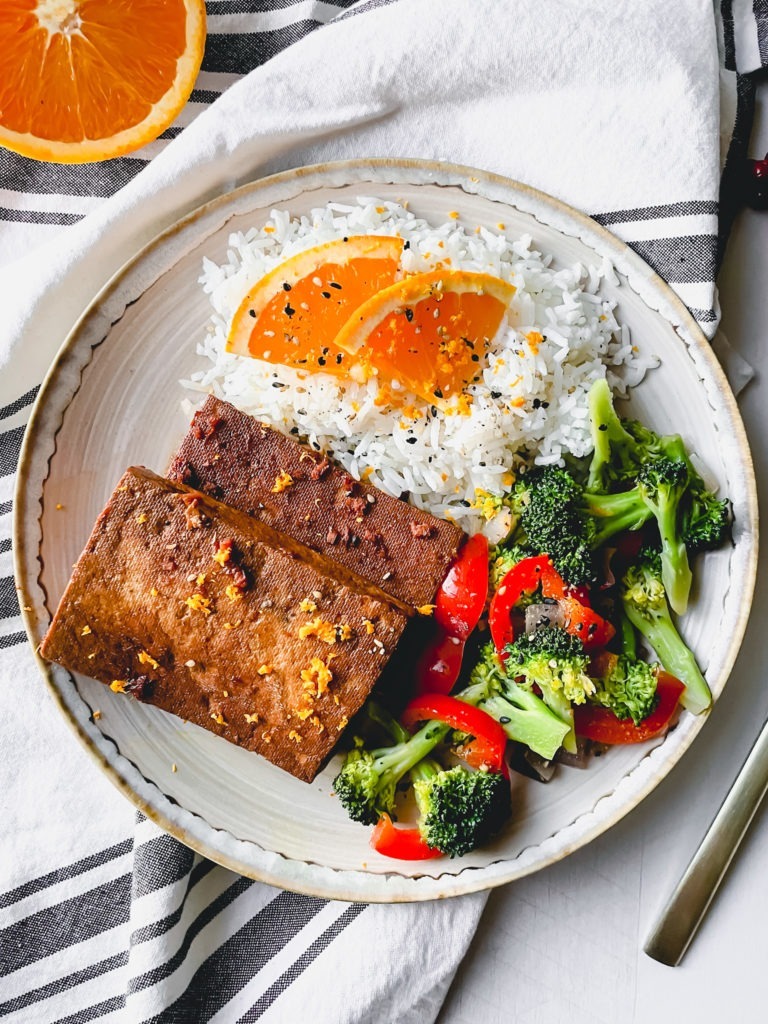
[573,671,685,744]
[370,813,442,860]
[402,693,508,773]
[435,533,490,640]
[558,597,615,651]
[488,555,566,655]
[414,629,466,696]
[488,554,613,656]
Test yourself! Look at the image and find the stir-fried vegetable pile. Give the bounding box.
[334,379,730,861]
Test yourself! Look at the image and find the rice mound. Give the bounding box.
[184,198,657,535]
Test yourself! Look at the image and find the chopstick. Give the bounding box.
[644,716,768,966]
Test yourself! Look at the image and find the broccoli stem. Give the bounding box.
[620,608,637,660]
[460,680,571,761]
[587,379,638,491]
[622,598,711,715]
[583,488,653,548]
[655,495,693,616]
[372,721,450,784]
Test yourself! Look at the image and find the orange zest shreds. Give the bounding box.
[210,711,227,726]
[526,330,543,354]
[298,617,350,644]
[288,730,303,744]
[454,393,473,416]
[223,620,241,630]
[213,542,232,567]
[363,618,375,635]
[80,625,92,636]
[337,715,350,732]
[502,472,515,489]
[301,657,333,697]
[225,235,403,378]
[171,763,177,773]
[138,650,160,671]
[196,573,206,586]
[150,587,159,597]
[271,470,293,494]
[0,0,206,164]
[185,593,212,615]
[93,710,101,720]
[244,713,260,724]
[296,707,314,721]
[261,731,272,744]
[332,270,515,406]
[311,715,325,732]
[497,223,506,230]
[110,680,126,693]
[136,513,148,524]
[299,597,318,613]
[55,503,64,510]
[225,584,244,602]
[416,604,436,616]
[510,397,526,408]
[448,211,459,219]
[471,488,503,520]
[257,664,273,676]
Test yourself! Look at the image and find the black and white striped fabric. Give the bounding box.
[1,1,766,1021]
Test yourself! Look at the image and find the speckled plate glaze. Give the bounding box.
[14,160,758,902]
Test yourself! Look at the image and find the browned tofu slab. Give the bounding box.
[167,396,465,609]
[40,467,409,783]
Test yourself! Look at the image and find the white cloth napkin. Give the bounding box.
[1,1,764,1021]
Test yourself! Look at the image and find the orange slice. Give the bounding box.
[226,235,404,378]
[0,0,206,163]
[333,270,516,404]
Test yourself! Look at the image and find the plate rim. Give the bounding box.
[13,157,759,901]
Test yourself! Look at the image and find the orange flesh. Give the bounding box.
[0,0,190,143]
[358,289,509,402]
[245,255,401,378]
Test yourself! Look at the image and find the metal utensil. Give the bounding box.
[644,717,768,966]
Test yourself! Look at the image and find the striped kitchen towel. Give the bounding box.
[1,1,766,1022]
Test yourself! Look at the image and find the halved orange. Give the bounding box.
[226,235,404,378]
[333,270,516,404]
[0,0,206,163]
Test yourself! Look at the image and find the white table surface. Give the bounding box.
[439,85,768,1024]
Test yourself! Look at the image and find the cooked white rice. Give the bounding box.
[183,198,657,535]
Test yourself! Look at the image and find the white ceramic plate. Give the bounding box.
[14,160,757,902]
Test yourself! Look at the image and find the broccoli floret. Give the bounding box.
[504,627,595,752]
[463,644,571,760]
[682,488,730,553]
[510,466,596,586]
[488,542,531,589]
[411,760,510,858]
[636,457,692,615]
[333,719,450,825]
[621,547,711,715]
[591,654,659,725]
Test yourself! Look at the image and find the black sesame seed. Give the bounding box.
[321,291,331,299]
[406,437,417,445]
[598,423,608,431]
[491,390,502,399]
[336,354,343,364]
[282,282,292,291]
[532,398,541,409]
[330,282,342,290]
[403,240,411,250]
[284,303,295,317]
[471,354,480,362]
[318,357,326,366]
[433,388,443,399]
[271,382,286,388]
[499,716,511,725]
[248,309,256,318]
[541,401,550,409]
[431,406,438,417]
[342,236,349,242]
[404,307,414,322]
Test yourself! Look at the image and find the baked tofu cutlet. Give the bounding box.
[40,467,410,783]
[168,395,465,609]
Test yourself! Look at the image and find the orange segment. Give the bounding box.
[333,270,516,405]
[226,235,404,378]
[0,0,206,163]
